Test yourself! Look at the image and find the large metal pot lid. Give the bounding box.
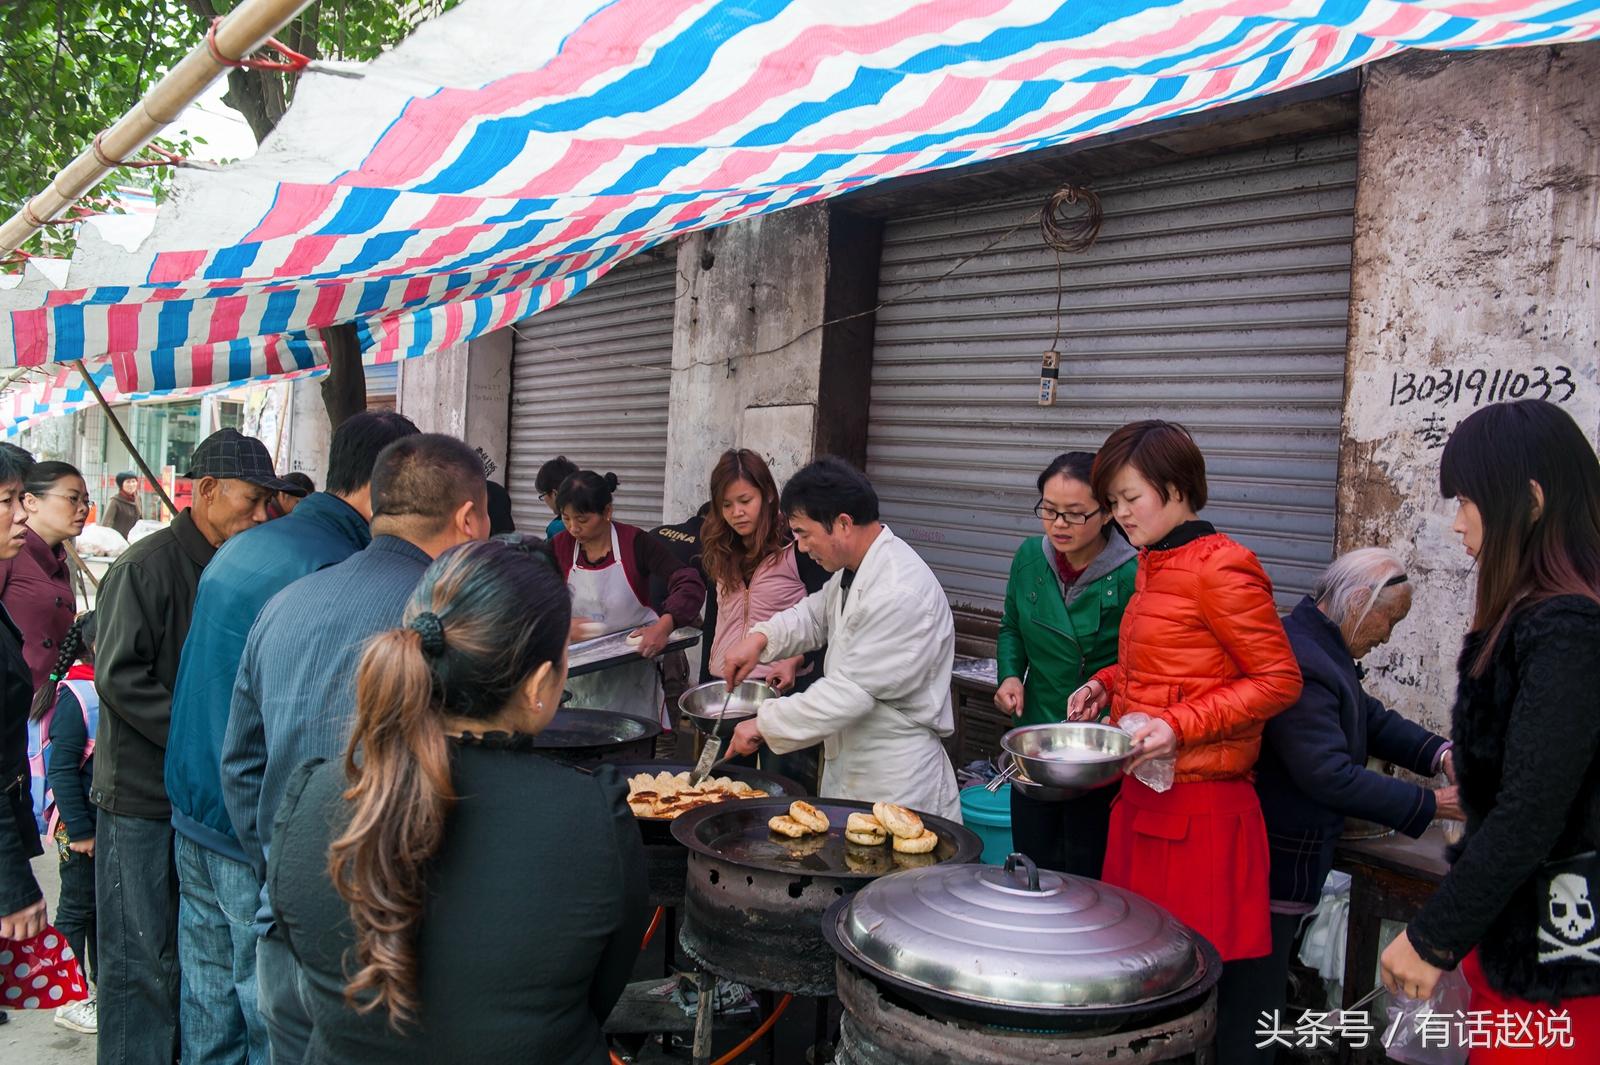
[831,853,1208,1012]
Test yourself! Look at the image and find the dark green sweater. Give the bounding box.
[269,738,649,1065]
[996,534,1138,726]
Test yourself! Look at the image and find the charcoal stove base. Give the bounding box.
[677,904,838,996]
[832,959,1216,1065]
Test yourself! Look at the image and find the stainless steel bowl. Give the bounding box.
[1001,722,1134,795]
[678,679,780,733]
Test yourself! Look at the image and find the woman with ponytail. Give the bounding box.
[267,537,648,1063]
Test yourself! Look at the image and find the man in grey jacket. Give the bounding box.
[222,434,488,1065]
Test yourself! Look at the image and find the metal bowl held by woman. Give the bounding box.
[1003,722,1134,801]
[678,679,780,733]
[824,853,1221,1062]
[671,797,983,996]
[605,762,805,909]
[528,707,662,767]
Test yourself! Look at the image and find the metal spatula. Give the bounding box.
[689,685,736,786]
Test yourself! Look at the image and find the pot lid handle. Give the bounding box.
[1001,852,1041,892]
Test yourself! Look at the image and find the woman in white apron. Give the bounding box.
[551,471,707,726]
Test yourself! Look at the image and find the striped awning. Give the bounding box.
[3,0,1597,433]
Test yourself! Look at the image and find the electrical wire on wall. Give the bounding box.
[1035,183,1103,404]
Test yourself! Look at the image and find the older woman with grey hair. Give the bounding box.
[1243,548,1462,1063]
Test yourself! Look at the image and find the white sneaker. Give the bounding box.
[54,996,96,1034]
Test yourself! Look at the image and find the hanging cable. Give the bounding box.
[1038,183,1102,352]
[1038,183,1103,253]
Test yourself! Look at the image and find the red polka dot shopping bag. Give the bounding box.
[0,925,88,1010]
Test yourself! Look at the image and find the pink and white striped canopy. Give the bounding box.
[4,0,1597,433]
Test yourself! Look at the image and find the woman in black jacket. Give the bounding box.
[0,445,44,1029]
[268,536,648,1064]
[1382,400,1600,1057]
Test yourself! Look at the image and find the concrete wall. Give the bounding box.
[663,204,880,517]
[1337,45,1600,734]
[395,332,513,482]
[285,378,332,492]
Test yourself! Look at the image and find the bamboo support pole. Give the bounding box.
[64,541,100,591]
[0,0,314,258]
[73,361,178,515]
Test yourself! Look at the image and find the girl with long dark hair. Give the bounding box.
[1381,400,1600,1059]
[994,451,1136,878]
[701,449,828,785]
[267,539,648,1062]
[702,449,828,692]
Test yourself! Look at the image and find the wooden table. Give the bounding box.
[1332,825,1452,1064]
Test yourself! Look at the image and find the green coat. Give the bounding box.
[996,534,1138,726]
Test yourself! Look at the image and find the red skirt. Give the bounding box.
[1463,949,1600,1063]
[1101,775,1271,960]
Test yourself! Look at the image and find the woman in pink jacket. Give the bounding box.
[700,450,828,787]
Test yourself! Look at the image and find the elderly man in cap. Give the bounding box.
[92,428,299,1065]
[164,411,416,1065]
[104,471,142,540]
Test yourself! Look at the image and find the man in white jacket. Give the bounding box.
[724,459,962,821]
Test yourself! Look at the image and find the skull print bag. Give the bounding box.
[1536,851,1600,966]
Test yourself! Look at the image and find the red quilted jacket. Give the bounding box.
[1092,531,1301,782]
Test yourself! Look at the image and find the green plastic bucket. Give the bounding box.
[959,784,1014,866]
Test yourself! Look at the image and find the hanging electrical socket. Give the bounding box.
[1039,350,1060,405]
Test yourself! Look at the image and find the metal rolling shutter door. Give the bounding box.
[866,134,1356,620]
[507,253,677,530]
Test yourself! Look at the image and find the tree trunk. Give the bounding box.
[186,1,369,427]
[319,323,367,429]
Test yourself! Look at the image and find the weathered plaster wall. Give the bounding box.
[1338,46,1600,733]
[663,205,880,517]
[396,333,513,481]
[285,378,331,491]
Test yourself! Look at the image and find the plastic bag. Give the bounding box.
[1382,967,1471,1065]
[1117,713,1174,793]
[1298,871,1352,1007]
[0,926,89,1010]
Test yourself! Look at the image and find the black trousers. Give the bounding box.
[1215,910,1304,1064]
[1008,781,1116,878]
[56,835,97,986]
[95,809,180,1065]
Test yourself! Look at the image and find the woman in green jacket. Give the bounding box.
[995,451,1137,878]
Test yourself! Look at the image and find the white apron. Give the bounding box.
[565,524,667,726]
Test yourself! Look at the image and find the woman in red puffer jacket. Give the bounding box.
[1067,420,1301,1062]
